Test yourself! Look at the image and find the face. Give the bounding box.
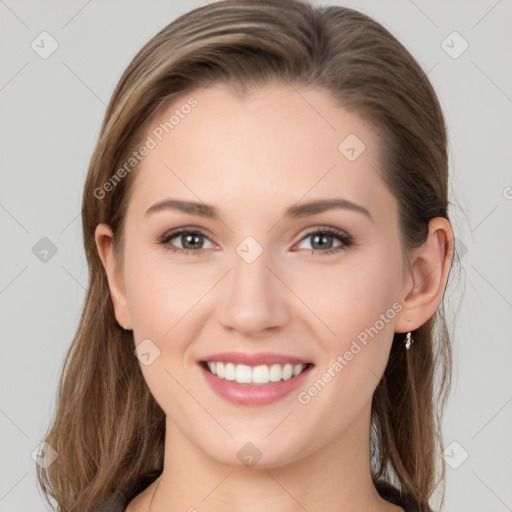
[103,83,410,468]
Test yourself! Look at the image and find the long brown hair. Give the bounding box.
[36,1,457,510]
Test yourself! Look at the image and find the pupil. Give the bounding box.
[183,234,202,249]
[312,234,332,250]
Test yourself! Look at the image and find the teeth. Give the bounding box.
[282,364,293,380]
[293,364,303,376]
[225,363,236,381]
[253,364,269,384]
[269,364,282,382]
[235,364,252,383]
[205,362,307,385]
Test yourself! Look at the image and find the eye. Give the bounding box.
[294,227,354,256]
[158,226,354,257]
[158,228,215,255]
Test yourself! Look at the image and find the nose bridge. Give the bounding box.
[218,236,288,334]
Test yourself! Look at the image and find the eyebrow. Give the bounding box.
[144,197,372,221]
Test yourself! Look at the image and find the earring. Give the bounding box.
[405,331,414,350]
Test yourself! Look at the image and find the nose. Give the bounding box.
[218,246,290,337]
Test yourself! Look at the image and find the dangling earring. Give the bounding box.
[405,331,414,350]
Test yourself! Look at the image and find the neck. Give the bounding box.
[150,403,395,512]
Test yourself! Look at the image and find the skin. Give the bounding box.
[95,83,454,512]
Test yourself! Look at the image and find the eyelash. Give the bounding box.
[158,226,354,257]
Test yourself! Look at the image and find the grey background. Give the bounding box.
[1,1,511,511]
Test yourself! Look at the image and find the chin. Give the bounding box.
[200,436,311,471]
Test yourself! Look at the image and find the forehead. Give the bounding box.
[126,83,395,223]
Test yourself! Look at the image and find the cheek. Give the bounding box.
[295,260,400,441]
[308,248,401,401]
[124,258,206,414]
[123,249,217,403]
[317,253,400,344]
[123,243,208,334]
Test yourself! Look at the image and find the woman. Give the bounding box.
[36,1,457,511]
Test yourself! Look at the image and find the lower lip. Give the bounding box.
[198,363,313,406]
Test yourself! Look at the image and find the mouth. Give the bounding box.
[199,360,314,386]
[197,351,315,406]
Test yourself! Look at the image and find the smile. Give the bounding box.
[197,354,315,406]
[201,361,311,385]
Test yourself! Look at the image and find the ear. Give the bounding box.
[94,223,132,329]
[394,217,454,333]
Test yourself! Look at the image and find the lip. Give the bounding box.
[197,359,314,407]
[198,351,312,367]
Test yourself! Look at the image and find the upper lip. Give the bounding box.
[199,352,312,367]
